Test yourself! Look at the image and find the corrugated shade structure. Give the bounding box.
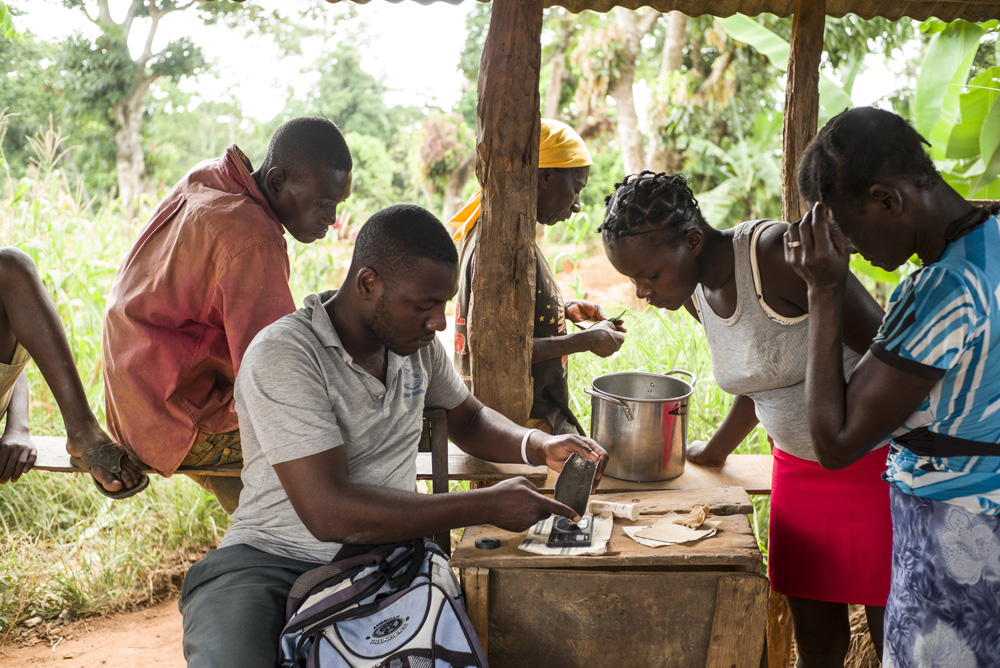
[275,0,1000,22]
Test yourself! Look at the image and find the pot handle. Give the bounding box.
[663,368,697,386]
[584,387,634,421]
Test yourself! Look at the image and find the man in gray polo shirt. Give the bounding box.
[179,204,607,668]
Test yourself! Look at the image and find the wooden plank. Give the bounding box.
[540,454,773,495]
[30,436,548,485]
[451,489,762,571]
[462,567,491,655]
[768,588,795,668]
[469,0,543,424]
[706,574,770,668]
[486,570,767,668]
[586,486,754,516]
[453,515,759,570]
[426,408,449,494]
[432,447,547,484]
[780,0,826,223]
[29,436,241,476]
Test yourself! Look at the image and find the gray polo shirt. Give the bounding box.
[220,290,469,563]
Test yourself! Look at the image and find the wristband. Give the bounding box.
[520,428,540,466]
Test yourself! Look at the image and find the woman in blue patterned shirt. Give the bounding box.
[787,107,1000,667]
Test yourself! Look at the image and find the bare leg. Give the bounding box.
[0,371,34,483]
[0,247,144,492]
[784,595,850,668]
[864,605,885,661]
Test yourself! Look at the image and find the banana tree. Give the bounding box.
[915,19,1000,198]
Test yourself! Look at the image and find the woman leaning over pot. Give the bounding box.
[786,107,1000,667]
[600,171,890,666]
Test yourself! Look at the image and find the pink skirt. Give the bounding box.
[768,445,892,607]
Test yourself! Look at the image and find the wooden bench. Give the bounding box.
[31,409,546,483]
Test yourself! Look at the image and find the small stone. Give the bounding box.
[24,616,42,628]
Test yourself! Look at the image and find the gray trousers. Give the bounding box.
[179,543,322,668]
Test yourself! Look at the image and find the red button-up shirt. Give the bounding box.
[102,145,296,475]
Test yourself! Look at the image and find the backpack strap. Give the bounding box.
[382,540,425,589]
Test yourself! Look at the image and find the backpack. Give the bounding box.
[278,539,488,668]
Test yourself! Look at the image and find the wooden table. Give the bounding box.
[451,487,768,668]
[539,454,774,495]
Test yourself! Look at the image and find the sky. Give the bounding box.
[15,0,472,121]
[13,1,913,124]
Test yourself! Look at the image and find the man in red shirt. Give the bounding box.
[102,117,353,512]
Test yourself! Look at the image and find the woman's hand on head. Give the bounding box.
[785,202,852,293]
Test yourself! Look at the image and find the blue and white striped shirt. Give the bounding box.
[871,214,1000,515]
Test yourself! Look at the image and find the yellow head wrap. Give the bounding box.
[447,119,593,242]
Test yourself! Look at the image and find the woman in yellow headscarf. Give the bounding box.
[450,119,626,436]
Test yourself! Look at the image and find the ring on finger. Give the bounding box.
[786,240,802,248]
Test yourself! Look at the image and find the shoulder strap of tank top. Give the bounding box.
[690,285,703,320]
[748,220,808,326]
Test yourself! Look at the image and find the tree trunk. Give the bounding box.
[609,68,644,176]
[607,9,660,176]
[544,56,567,120]
[470,0,543,424]
[543,10,573,120]
[645,10,688,173]
[112,80,152,208]
[661,10,687,73]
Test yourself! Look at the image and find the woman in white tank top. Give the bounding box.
[600,171,890,667]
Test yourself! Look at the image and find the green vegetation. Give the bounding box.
[1,0,996,646]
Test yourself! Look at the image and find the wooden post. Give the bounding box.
[767,588,795,668]
[780,0,826,223]
[463,567,490,657]
[470,0,543,423]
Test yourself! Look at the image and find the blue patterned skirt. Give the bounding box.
[885,486,1000,667]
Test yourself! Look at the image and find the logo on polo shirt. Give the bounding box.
[402,363,425,399]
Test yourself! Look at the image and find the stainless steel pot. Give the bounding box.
[585,370,695,482]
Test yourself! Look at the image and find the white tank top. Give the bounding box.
[692,220,862,461]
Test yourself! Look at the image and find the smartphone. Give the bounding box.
[554,452,597,517]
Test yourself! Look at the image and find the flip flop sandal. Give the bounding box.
[69,443,150,499]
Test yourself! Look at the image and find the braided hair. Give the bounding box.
[797,108,939,209]
[599,171,711,243]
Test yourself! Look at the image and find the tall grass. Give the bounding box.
[0,116,355,641]
[0,115,770,640]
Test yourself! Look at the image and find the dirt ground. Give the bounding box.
[0,598,185,667]
[557,250,639,311]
